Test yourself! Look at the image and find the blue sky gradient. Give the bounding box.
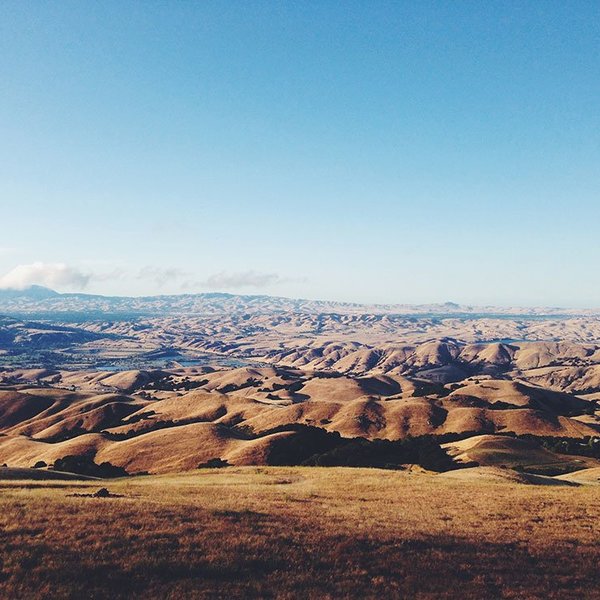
[1,2,599,305]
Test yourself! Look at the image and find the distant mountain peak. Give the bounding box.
[0,285,59,299]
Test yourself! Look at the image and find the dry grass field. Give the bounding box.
[1,467,599,599]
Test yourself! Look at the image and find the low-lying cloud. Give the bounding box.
[201,271,285,290]
[0,262,294,294]
[137,266,189,288]
[0,262,90,291]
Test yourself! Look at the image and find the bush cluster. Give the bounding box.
[53,455,129,478]
[265,425,454,472]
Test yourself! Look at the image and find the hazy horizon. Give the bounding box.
[2,3,599,307]
[2,280,600,311]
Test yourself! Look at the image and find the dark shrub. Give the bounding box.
[53,455,128,478]
[265,426,454,472]
[266,425,343,466]
[413,436,456,472]
[198,458,230,469]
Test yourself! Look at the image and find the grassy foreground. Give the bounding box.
[0,467,599,599]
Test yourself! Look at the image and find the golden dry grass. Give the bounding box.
[0,467,599,599]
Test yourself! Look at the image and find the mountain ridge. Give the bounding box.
[0,285,596,316]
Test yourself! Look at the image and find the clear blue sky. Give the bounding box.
[1,1,599,306]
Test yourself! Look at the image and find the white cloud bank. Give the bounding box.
[0,262,90,290]
[0,262,295,294]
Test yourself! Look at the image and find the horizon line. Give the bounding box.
[0,284,598,312]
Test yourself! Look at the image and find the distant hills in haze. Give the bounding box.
[0,285,593,317]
